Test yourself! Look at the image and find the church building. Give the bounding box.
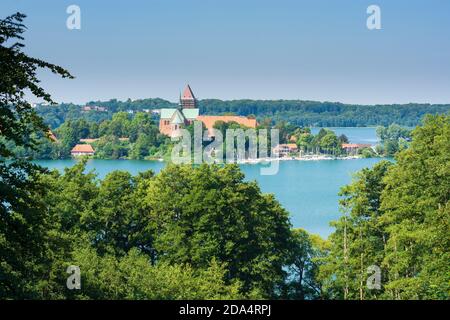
[158,85,200,137]
[159,85,257,137]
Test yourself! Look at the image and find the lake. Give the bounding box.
[34,127,384,238]
[34,157,387,238]
[311,127,379,144]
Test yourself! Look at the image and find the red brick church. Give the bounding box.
[159,85,257,137]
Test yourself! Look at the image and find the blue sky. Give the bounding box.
[2,0,450,104]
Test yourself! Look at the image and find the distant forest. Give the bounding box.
[37,98,450,129]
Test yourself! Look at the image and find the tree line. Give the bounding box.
[198,99,450,127]
[36,97,450,131]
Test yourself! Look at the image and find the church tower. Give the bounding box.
[180,84,197,109]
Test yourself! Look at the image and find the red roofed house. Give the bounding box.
[159,85,258,137]
[71,144,95,157]
[341,143,372,154]
[273,143,299,157]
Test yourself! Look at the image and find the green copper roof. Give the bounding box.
[160,108,177,119]
[182,108,199,119]
[171,110,185,124]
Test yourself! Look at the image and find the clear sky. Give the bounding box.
[2,0,450,104]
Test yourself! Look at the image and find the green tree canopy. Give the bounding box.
[0,13,72,298]
[143,164,293,297]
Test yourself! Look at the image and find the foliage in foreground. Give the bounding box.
[2,160,325,299]
[320,114,449,300]
[0,12,72,299]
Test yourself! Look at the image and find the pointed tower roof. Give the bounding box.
[181,84,195,100]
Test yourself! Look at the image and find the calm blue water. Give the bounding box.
[34,157,388,238]
[311,127,379,145]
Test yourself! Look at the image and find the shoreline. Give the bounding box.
[27,155,370,163]
[236,154,363,164]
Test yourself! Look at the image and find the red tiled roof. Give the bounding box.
[342,143,372,148]
[196,116,258,133]
[274,143,298,150]
[71,144,95,153]
[181,85,195,100]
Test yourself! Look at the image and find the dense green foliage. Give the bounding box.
[90,112,171,159]
[375,124,412,157]
[198,100,450,127]
[319,160,392,299]
[284,229,330,299]
[144,164,293,297]
[2,159,325,299]
[0,13,72,298]
[320,114,449,299]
